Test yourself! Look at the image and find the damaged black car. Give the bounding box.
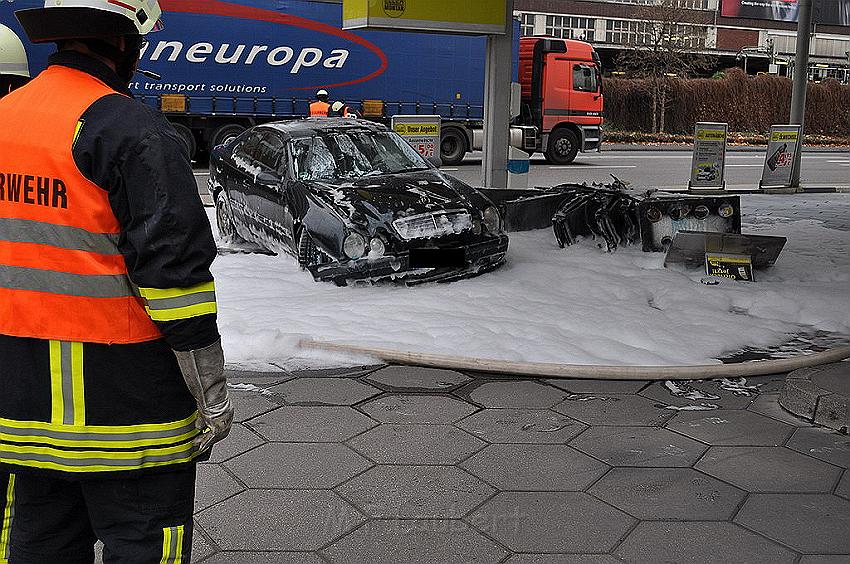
[209,118,509,285]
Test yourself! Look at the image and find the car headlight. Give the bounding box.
[693,205,710,220]
[669,205,690,221]
[343,233,366,260]
[482,206,501,233]
[718,203,735,218]
[472,218,483,235]
[645,207,663,223]
[368,237,386,259]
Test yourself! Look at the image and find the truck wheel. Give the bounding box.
[171,123,197,161]
[544,129,579,165]
[210,124,246,151]
[297,229,330,269]
[440,128,467,166]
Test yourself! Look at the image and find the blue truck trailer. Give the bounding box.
[1,0,519,164]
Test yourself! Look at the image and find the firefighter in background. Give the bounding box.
[310,88,330,116]
[0,0,233,562]
[328,100,360,118]
[0,24,30,96]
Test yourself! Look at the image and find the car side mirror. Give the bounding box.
[256,171,279,186]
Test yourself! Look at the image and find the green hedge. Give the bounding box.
[603,68,850,136]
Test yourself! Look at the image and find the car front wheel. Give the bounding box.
[297,229,330,269]
[215,191,242,242]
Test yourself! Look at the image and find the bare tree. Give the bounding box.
[614,0,714,133]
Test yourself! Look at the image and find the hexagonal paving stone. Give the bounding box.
[735,493,850,553]
[336,465,494,519]
[190,526,216,562]
[747,393,811,427]
[287,365,384,379]
[199,553,325,564]
[665,410,794,446]
[347,424,485,464]
[588,467,745,520]
[570,426,708,467]
[695,446,842,493]
[460,444,608,491]
[615,522,796,564]
[505,556,630,564]
[206,423,266,463]
[552,394,673,427]
[267,377,380,405]
[195,463,245,512]
[786,427,850,468]
[545,378,648,395]
[837,471,850,500]
[365,366,471,391]
[467,381,567,409]
[228,390,281,423]
[195,490,364,551]
[639,380,756,410]
[456,408,586,444]
[799,557,850,564]
[247,406,377,442]
[321,519,508,564]
[465,491,634,553]
[224,442,371,489]
[359,394,477,424]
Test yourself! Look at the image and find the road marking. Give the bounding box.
[193,172,209,177]
[548,165,637,169]
[827,160,849,164]
[441,168,459,171]
[726,164,762,167]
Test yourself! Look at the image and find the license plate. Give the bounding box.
[409,248,466,268]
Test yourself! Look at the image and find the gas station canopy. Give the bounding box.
[342,0,507,35]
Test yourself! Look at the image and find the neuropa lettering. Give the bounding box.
[141,42,350,74]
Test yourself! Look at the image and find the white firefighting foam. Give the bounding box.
[207,193,850,371]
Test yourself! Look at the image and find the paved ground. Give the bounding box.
[180,364,850,563]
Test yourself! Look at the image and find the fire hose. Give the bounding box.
[299,339,850,381]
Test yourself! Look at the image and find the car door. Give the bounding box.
[252,130,294,250]
[226,130,262,239]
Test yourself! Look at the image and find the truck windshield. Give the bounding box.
[291,130,430,182]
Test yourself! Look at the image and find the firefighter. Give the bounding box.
[310,88,330,116]
[0,1,233,562]
[0,24,30,96]
[328,100,360,118]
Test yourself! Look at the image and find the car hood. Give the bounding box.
[309,169,490,226]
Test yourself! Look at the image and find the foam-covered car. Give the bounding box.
[209,118,509,285]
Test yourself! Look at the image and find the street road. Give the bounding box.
[194,149,849,199]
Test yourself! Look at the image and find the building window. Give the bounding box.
[520,13,536,37]
[544,15,596,41]
[604,19,706,49]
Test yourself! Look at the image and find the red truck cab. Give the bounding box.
[519,37,603,164]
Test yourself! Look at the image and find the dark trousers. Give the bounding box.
[6,466,196,564]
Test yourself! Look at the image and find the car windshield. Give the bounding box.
[290,130,430,182]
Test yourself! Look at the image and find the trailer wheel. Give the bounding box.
[171,123,197,161]
[544,128,579,165]
[210,124,246,151]
[440,127,467,166]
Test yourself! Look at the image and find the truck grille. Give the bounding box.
[392,210,473,241]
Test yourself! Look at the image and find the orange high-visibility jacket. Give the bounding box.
[0,65,161,344]
[309,100,330,117]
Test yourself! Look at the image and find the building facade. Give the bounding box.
[515,0,850,82]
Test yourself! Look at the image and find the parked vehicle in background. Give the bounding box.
[209,118,509,285]
[1,0,602,166]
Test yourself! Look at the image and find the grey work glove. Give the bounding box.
[173,339,234,454]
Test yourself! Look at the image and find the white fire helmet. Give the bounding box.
[0,24,30,78]
[16,0,164,44]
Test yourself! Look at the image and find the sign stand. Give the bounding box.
[688,122,728,192]
[759,124,802,192]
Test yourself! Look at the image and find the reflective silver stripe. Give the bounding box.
[144,291,216,311]
[165,527,181,564]
[0,217,121,255]
[0,422,197,443]
[0,444,195,469]
[61,342,74,425]
[0,265,134,298]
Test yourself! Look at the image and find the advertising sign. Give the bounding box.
[720,0,850,26]
[343,0,507,35]
[705,253,754,281]
[760,125,802,189]
[689,123,728,191]
[391,115,441,163]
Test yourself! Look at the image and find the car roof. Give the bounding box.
[259,118,389,139]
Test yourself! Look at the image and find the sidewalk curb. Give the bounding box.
[780,362,850,433]
[602,144,850,153]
